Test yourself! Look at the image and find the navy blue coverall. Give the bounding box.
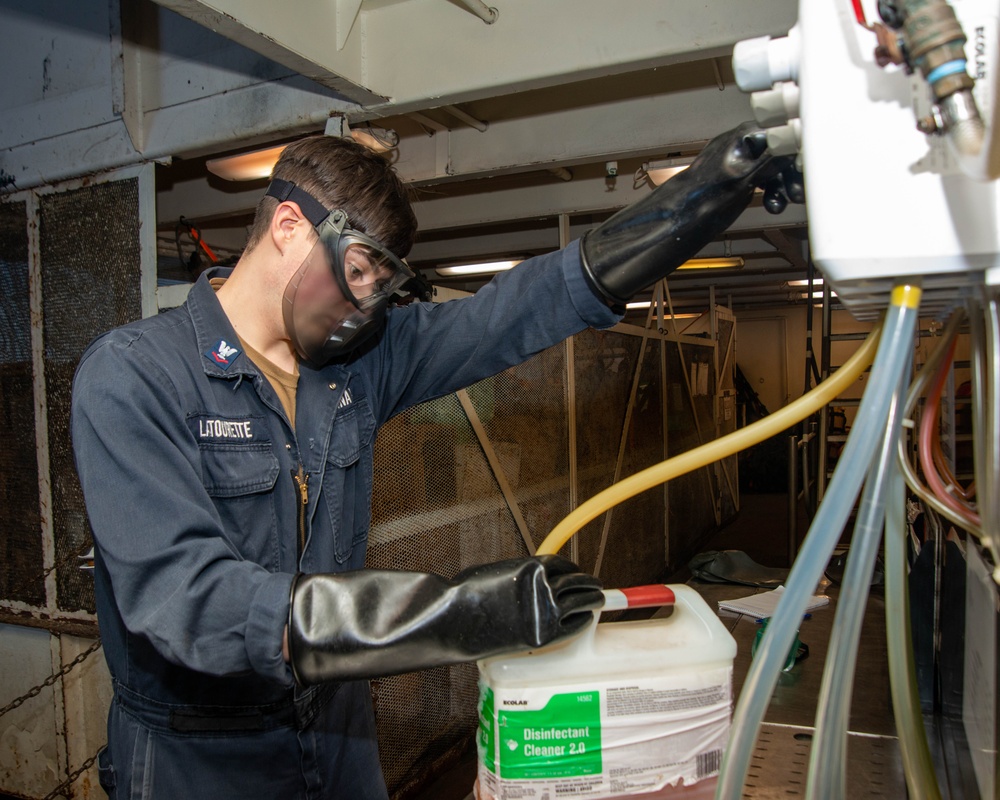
[71,240,620,798]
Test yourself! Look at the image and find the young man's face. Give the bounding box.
[282,239,358,359]
[281,213,413,365]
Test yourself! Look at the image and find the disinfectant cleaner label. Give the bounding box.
[478,668,731,799]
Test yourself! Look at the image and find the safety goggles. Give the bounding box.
[318,209,416,310]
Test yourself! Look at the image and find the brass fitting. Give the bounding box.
[903,0,974,99]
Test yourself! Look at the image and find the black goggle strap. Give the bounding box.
[267,180,405,274]
[265,179,331,228]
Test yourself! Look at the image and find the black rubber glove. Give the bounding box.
[288,555,603,685]
[581,121,804,308]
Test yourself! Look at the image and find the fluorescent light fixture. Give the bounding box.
[206,128,398,181]
[798,290,838,300]
[788,278,824,286]
[625,304,700,316]
[434,256,739,278]
[435,260,522,277]
[676,256,744,270]
[640,157,694,186]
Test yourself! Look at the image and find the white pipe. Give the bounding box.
[442,105,490,132]
[452,0,498,24]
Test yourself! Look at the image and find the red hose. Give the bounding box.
[918,339,981,528]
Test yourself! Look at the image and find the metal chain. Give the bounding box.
[2,559,55,603]
[42,749,101,800]
[1,546,90,607]
[0,638,102,721]
[0,553,103,796]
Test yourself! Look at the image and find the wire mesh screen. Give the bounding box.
[666,341,721,567]
[0,199,45,606]
[366,324,723,797]
[367,389,532,796]
[573,329,642,575]
[475,345,571,552]
[593,335,667,591]
[40,179,142,614]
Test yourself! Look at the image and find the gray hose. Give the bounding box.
[716,286,921,800]
[805,370,908,798]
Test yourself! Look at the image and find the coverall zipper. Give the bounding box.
[292,465,309,558]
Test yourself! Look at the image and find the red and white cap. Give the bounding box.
[601,585,676,611]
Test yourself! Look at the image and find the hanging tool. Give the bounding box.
[175,216,220,279]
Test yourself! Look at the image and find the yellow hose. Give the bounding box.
[536,319,885,556]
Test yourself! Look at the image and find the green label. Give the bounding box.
[478,685,496,774]
[496,691,602,779]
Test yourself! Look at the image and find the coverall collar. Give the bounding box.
[186,266,261,380]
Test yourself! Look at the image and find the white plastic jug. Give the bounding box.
[477,584,736,800]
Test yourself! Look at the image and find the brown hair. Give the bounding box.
[244,136,417,259]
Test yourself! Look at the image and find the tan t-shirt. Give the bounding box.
[241,339,298,428]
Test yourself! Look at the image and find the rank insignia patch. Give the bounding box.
[204,339,242,370]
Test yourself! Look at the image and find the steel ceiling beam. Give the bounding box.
[394,80,757,185]
[152,0,798,115]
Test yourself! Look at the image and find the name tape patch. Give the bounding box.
[189,415,259,443]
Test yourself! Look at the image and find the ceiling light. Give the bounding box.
[676,256,745,270]
[798,290,838,300]
[206,144,286,181]
[435,260,522,277]
[788,278,824,286]
[638,157,695,187]
[432,255,739,278]
[206,127,399,181]
[624,304,700,317]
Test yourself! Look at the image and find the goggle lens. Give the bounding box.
[319,216,415,311]
[341,242,410,304]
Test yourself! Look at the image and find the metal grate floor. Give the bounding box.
[744,724,906,799]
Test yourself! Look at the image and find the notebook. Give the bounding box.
[717,585,830,619]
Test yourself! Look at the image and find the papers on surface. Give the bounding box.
[717,586,830,619]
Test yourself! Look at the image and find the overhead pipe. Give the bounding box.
[407,112,449,136]
[453,0,499,24]
[442,104,489,132]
